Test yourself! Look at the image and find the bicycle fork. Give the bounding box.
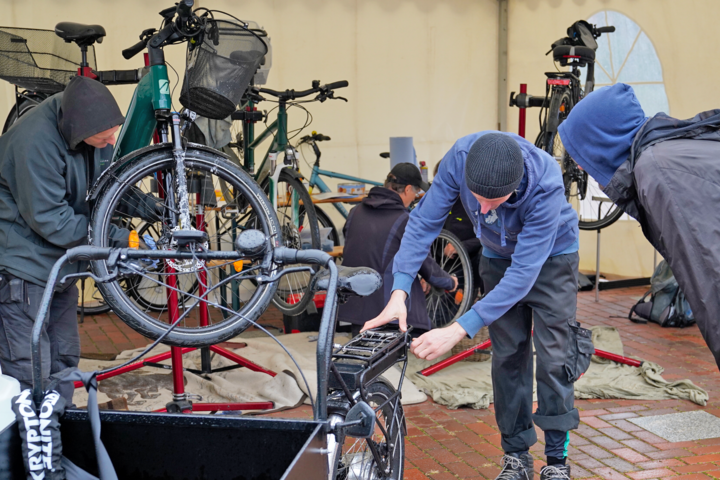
[171,114,192,231]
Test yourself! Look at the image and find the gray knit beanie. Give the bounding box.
[464,133,524,198]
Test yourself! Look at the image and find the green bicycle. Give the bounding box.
[4,2,284,346]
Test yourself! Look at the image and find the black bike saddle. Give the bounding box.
[552,45,595,67]
[55,22,106,46]
[314,266,382,297]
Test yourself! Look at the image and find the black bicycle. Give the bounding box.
[511,20,622,230]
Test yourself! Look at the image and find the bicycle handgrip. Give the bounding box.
[122,40,147,60]
[67,246,113,263]
[274,247,332,267]
[597,26,615,33]
[324,80,349,90]
[176,0,194,20]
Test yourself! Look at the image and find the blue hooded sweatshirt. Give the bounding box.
[558,83,647,187]
[392,131,579,338]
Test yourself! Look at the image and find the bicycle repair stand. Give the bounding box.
[74,184,277,414]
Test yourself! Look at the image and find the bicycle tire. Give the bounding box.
[264,168,321,316]
[314,205,342,246]
[425,230,477,329]
[543,89,623,231]
[2,92,47,134]
[90,146,281,347]
[329,378,405,480]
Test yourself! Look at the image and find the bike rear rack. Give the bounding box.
[329,328,411,393]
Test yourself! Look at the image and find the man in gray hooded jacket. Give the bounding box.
[559,82,720,371]
[0,76,132,402]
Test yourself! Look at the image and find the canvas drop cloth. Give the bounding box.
[407,326,708,410]
[74,332,427,411]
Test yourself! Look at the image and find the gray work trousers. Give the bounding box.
[0,279,79,404]
[481,252,582,454]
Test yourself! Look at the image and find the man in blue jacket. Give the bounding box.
[364,132,585,480]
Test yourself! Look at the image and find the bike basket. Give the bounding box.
[180,20,267,120]
[0,27,96,93]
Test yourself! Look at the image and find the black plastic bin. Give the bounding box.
[2,409,327,479]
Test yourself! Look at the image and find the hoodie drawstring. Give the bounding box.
[500,209,507,247]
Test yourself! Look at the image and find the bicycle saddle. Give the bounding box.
[55,22,106,46]
[314,266,382,297]
[552,45,595,67]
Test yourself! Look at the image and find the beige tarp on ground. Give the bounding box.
[74,327,707,412]
[74,332,427,411]
[407,326,708,410]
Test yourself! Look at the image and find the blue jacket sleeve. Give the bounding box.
[391,148,462,295]
[456,185,565,338]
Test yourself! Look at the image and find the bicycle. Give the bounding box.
[510,20,622,230]
[224,80,350,316]
[16,230,406,479]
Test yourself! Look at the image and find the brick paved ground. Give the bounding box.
[79,287,720,479]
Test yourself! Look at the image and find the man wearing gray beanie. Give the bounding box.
[364,131,583,480]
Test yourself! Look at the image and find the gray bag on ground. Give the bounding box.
[629,260,695,328]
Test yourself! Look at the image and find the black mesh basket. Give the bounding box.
[180,20,267,120]
[0,27,96,93]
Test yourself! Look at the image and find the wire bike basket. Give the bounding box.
[0,27,96,93]
[180,19,267,120]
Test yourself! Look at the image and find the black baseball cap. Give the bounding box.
[388,163,430,192]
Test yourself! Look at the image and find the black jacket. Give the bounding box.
[0,77,128,286]
[339,187,454,329]
[443,197,481,257]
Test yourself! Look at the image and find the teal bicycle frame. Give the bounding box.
[307,166,382,218]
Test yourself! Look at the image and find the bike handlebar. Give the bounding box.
[256,80,349,101]
[273,247,333,268]
[122,40,147,60]
[595,26,615,34]
[176,0,194,20]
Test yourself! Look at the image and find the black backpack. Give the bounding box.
[629,260,695,328]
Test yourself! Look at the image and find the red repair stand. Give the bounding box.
[75,134,276,413]
[419,337,643,377]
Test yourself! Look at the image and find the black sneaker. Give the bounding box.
[540,464,571,480]
[496,452,534,480]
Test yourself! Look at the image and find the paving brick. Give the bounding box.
[580,409,611,417]
[685,454,720,465]
[473,442,503,458]
[671,474,714,480]
[621,439,658,454]
[635,458,685,469]
[601,457,639,472]
[632,431,671,445]
[591,466,632,480]
[626,468,676,479]
[404,468,432,480]
[608,419,644,432]
[600,413,640,421]
[468,422,498,436]
[579,445,614,460]
[611,448,650,463]
[592,436,626,450]
[647,448,695,460]
[445,461,479,478]
[583,417,614,429]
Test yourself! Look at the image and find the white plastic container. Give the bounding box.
[0,366,20,433]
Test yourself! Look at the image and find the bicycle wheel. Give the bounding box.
[542,89,624,230]
[264,169,321,316]
[425,230,476,329]
[76,278,111,315]
[2,91,47,134]
[315,205,343,246]
[330,379,405,480]
[90,146,280,347]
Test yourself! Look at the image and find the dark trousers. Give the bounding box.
[0,281,79,403]
[480,253,580,456]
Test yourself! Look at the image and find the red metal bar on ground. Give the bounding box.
[420,339,643,376]
[209,345,277,377]
[419,339,491,376]
[518,83,527,138]
[593,348,643,367]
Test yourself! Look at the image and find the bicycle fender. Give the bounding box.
[86,142,229,202]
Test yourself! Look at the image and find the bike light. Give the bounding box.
[128,230,140,249]
[233,260,244,272]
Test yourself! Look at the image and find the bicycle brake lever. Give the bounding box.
[334,96,348,102]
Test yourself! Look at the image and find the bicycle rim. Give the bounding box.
[332,381,405,480]
[90,147,280,347]
[425,230,476,328]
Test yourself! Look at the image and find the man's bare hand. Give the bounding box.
[450,275,458,292]
[362,290,408,332]
[420,278,431,295]
[444,243,457,258]
[410,322,468,361]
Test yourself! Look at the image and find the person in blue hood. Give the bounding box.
[559,82,720,372]
[363,132,585,480]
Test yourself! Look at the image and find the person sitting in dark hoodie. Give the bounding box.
[339,163,457,337]
[558,82,720,372]
[0,76,159,403]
